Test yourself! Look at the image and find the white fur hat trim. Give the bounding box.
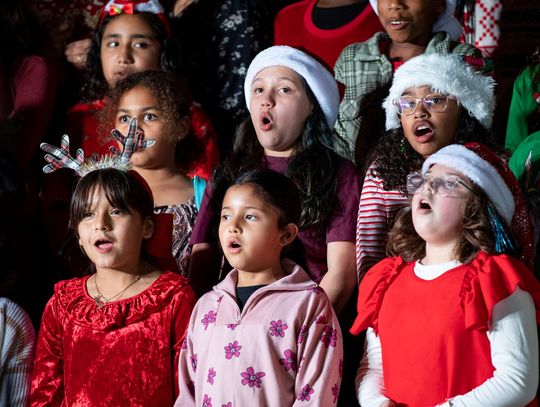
[244,46,340,128]
[422,144,515,224]
[383,53,495,130]
[368,0,462,40]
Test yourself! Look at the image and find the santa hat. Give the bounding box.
[244,46,340,128]
[368,0,462,40]
[384,54,495,131]
[422,144,514,224]
[100,0,171,37]
[422,143,535,266]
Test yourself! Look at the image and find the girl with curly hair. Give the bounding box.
[356,53,500,279]
[352,143,540,406]
[107,70,206,276]
[65,0,219,180]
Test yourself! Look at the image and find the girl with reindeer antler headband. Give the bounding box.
[30,120,196,406]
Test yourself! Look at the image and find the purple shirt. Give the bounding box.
[190,155,360,282]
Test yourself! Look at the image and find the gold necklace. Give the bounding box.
[93,274,142,309]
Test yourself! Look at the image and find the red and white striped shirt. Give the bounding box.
[356,167,409,279]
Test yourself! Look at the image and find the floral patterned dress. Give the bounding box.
[175,260,343,406]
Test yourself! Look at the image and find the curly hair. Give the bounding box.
[211,80,342,229]
[387,185,497,263]
[80,13,182,102]
[366,110,495,195]
[104,70,201,173]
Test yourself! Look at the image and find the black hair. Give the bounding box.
[70,169,153,232]
[81,13,182,102]
[212,78,342,229]
[366,110,495,195]
[214,169,304,265]
[215,169,301,229]
[106,70,202,173]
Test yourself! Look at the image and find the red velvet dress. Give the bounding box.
[351,252,540,406]
[30,272,196,407]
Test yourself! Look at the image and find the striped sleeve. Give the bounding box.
[355,170,409,280]
[0,298,36,407]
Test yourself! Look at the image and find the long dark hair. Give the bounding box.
[80,13,181,102]
[212,81,341,229]
[367,110,494,195]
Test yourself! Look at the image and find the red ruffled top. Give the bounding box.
[30,272,196,406]
[351,252,540,406]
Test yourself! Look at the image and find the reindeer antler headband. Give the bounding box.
[40,118,154,177]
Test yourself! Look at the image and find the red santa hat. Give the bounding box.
[422,143,534,267]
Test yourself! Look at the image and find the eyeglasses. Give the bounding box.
[406,172,473,197]
[392,94,457,116]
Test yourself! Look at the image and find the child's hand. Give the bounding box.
[40,135,85,174]
[110,118,155,163]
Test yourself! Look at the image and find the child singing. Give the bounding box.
[30,125,196,406]
[353,143,540,406]
[176,169,343,406]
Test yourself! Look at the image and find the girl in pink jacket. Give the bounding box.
[176,169,343,406]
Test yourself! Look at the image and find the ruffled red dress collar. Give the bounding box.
[54,271,189,331]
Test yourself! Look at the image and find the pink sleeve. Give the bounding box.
[292,290,343,406]
[174,302,200,407]
[356,168,408,279]
[30,297,64,407]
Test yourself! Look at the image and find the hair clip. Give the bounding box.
[40,118,154,177]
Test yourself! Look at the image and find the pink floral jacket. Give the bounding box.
[175,260,343,406]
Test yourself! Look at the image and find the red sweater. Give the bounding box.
[273,0,382,71]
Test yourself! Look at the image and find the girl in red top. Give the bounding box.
[67,0,219,180]
[352,143,540,406]
[31,136,196,406]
